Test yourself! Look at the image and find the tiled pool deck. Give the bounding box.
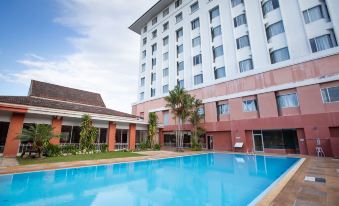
[0,151,338,206]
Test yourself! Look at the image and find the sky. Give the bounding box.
[0,0,157,113]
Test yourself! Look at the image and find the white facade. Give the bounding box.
[131,0,339,103]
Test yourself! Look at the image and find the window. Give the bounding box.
[193,54,202,66]
[210,6,220,21]
[163,7,169,17]
[163,22,169,31]
[270,47,290,63]
[243,99,257,112]
[217,103,229,115]
[303,4,329,24]
[214,67,226,79]
[163,111,169,125]
[140,77,145,86]
[163,36,169,46]
[141,63,146,72]
[194,74,203,85]
[239,59,253,73]
[231,0,243,7]
[191,2,199,13]
[176,28,183,41]
[192,36,201,47]
[151,73,156,82]
[151,88,156,97]
[177,79,184,88]
[176,12,183,23]
[321,86,339,103]
[152,58,156,66]
[142,37,147,45]
[163,84,169,94]
[140,92,144,100]
[152,17,157,25]
[152,30,157,38]
[177,44,183,55]
[277,93,299,108]
[236,35,250,49]
[151,43,157,55]
[310,31,337,53]
[191,18,200,30]
[143,26,147,33]
[262,0,279,17]
[213,45,224,59]
[163,52,169,61]
[211,25,222,39]
[198,107,204,116]
[142,50,146,59]
[234,14,247,27]
[177,61,184,73]
[175,0,182,8]
[163,68,169,77]
[266,21,284,40]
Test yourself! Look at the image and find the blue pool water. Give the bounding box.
[0,153,299,206]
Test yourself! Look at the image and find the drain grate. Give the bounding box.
[304,176,326,183]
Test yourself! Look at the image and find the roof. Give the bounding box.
[129,0,173,34]
[29,80,106,107]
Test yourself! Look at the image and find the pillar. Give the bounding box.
[108,122,116,152]
[3,113,25,157]
[50,116,62,145]
[129,123,136,150]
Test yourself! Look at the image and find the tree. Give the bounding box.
[80,114,98,152]
[17,124,60,157]
[147,112,158,147]
[189,99,205,150]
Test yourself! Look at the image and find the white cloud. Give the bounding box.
[1,0,157,113]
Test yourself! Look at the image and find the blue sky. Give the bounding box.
[0,0,156,112]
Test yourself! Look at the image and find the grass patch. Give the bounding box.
[17,152,144,165]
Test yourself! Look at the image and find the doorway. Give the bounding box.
[207,135,213,150]
[253,131,264,152]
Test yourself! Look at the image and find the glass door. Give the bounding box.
[253,131,263,152]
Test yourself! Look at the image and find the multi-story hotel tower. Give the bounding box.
[129,0,339,157]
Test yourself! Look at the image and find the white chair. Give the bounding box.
[315,138,325,157]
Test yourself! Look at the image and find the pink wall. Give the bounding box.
[257,92,278,118]
[207,131,232,151]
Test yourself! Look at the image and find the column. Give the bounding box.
[129,123,136,150]
[3,113,25,157]
[108,122,116,152]
[50,116,62,145]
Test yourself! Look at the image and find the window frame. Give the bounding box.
[321,86,339,103]
[276,93,299,108]
[190,1,199,13]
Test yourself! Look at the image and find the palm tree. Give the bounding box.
[148,112,158,147]
[189,99,205,149]
[17,124,60,157]
[80,114,98,152]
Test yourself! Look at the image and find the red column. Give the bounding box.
[3,113,25,157]
[159,128,164,145]
[50,117,62,145]
[129,123,136,150]
[108,122,116,152]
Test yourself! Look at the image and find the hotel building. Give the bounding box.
[129,0,339,157]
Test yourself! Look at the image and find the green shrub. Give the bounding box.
[100,144,108,153]
[153,144,161,150]
[61,145,78,155]
[44,144,62,157]
[139,141,149,150]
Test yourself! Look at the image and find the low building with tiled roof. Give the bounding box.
[0,80,149,157]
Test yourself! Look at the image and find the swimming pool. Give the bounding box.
[0,153,300,206]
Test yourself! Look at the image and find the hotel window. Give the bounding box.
[277,93,299,108]
[234,14,247,28]
[303,3,330,24]
[152,58,156,66]
[231,0,243,7]
[266,21,284,40]
[262,0,279,17]
[152,30,157,38]
[192,36,201,47]
[151,73,156,82]
[211,25,222,40]
[210,6,220,22]
[151,88,156,97]
[142,50,146,59]
[163,22,169,31]
[163,52,169,61]
[143,26,147,33]
[152,17,157,26]
[239,59,253,73]
[214,66,226,79]
[194,74,203,85]
[176,12,183,23]
[217,103,229,115]
[142,37,147,46]
[213,45,224,60]
[140,92,144,101]
[163,84,169,94]
[236,35,250,49]
[243,99,257,112]
[321,86,339,103]
[191,18,200,30]
[163,111,169,125]
[176,28,183,41]
[140,77,145,86]
[177,79,184,88]
[191,1,199,13]
[163,68,169,77]
[310,30,337,53]
[163,36,169,46]
[175,0,182,8]
[198,107,204,116]
[177,61,184,73]
[163,7,169,17]
[177,44,183,55]
[270,47,290,64]
[193,54,202,66]
[151,43,157,55]
[141,63,146,72]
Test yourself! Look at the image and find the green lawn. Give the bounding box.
[17,152,144,165]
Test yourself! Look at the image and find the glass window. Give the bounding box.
[163,111,169,125]
[198,107,204,116]
[310,30,337,53]
[177,44,183,55]
[213,45,224,59]
[163,36,169,46]
[192,36,201,47]
[211,25,222,39]
[140,77,145,86]
[176,12,183,23]
[243,99,257,112]
[163,68,169,77]
[262,0,280,17]
[214,67,226,79]
[303,5,324,24]
[194,74,203,85]
[140,92,144,101]
[163,22,169,31]
[177,61,184,73]
[151,88,156,97]
[236,35,250,49]
[141,63,146,72]
[321,86,339,103]
[152,17,157,25]
[234,14,247,27]
[277,93,299,108]
[191,2,199,13]
[217,103,229,115]
[142,50,146,59]
[163,52,169,61]
[178,79,184,88]
[270,47,290,63]
[231,0,243,7]
[142,37,147,45]
[193,54,202,65]
[163,84,169,94]
[143,26,147,33]
[210,6,220,21]
[151,72,156,82]
[191,18,200,30]
[163,7,169,17]
[152,58,156,66]
[175,0,182,8]
[176,28,183,41]
[151,43,157,55]
[152,30,157,38]
[239,59,253,72]
[266,21,284,40]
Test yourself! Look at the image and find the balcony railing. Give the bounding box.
[93,143,107,151]
[18,144,33,154]
[60,143,80,149]
[115,143,128,151]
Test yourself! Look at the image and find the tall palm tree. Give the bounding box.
[148,112,158,147]
[189,98,205,149]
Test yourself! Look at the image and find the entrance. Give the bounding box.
[207,135,213,150]
[253,131,264,152]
